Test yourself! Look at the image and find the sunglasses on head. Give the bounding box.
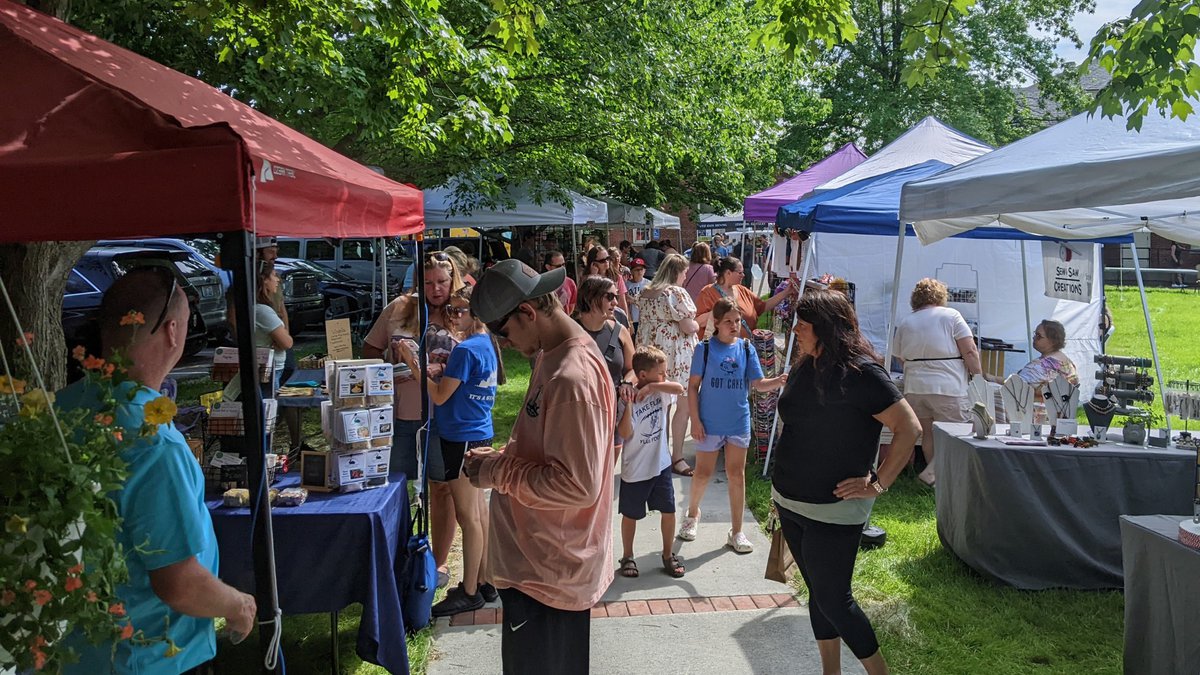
[426,252,450,263]
[139,265,179,335]
[446,306,470,317]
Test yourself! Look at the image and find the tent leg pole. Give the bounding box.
[225,229,283,674]
[1131,243,1171,435]
[883,222,907,368]
[763,236,813,478]
[380,237,389,309]
[1021,242,1034,364]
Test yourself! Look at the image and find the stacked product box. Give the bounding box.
[318,359,394,492]
[210,346,274,384]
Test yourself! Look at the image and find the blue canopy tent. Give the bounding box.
[764,160,1138,473]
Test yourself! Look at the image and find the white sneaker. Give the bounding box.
[678,514,699,541]
[727,529,753,554]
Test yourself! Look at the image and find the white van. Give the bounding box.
[276,238,414,294]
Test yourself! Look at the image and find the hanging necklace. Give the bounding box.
[1004,378,1032,418]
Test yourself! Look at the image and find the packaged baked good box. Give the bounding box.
[367,363,394,397]
[333,408,372,446]
[211,346,274,384]
[330,450,368,491]
[370,406,393,440]
[365,448,390,479]
[325,358,388,408]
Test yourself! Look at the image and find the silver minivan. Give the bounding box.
[276,237,414,295]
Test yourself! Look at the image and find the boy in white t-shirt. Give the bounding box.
[615,346,687,579]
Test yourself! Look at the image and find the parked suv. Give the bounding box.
[276,258,377,335]
[275,264,323,333]
[65,247,225,356]
[275,237,414,295]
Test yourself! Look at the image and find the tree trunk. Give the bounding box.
[0,242,93,391]
[20,0,71,21]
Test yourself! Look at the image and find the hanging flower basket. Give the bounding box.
[0,329,175,672]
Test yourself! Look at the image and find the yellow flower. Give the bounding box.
[0,375,26,395]
[18,389,53,418]
[5,515,28,534]
[143,396,177,426]
[119,311,146,327]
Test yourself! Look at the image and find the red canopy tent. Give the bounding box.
[0,3,426,671]
[0,0,423,241]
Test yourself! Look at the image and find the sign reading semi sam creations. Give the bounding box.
[1042,242,1093,303]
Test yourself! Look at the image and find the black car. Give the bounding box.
[275,264,323,333]
[275,258,378,334]
[66,247,226,356]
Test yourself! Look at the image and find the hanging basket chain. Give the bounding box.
[0,275,73,464]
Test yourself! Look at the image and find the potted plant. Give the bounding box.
[0,331,176,672]
[1117,409,1159,446]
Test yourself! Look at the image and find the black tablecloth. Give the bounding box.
[1121,514,1200,675]
[207,473,410,674]
[934,423,1194,589]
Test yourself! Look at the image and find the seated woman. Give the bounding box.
[1017,320,1078,387]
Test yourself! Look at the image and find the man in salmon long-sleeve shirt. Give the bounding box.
[465,259,616,675]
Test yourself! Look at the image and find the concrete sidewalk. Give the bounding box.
[426,445,864,674]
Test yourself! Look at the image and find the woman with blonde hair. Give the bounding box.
[362,252,496,599]
[637,253,700,476]
[892,277,982,487]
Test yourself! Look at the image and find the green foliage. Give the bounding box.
[773,0,1092,168]
[1084,0,1200,130]
[752,0,860,61]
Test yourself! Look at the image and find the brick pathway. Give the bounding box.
[449,592,800,626]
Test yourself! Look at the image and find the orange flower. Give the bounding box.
[112,430,124,442]
[72,345,86,361]
[120,311,146,326]
[15,332,33,347]
[119,622,134,640]
[82,355,106,371]
[94,413,114,426]
[108,602,126,616]
[31,646,47,671]
[86,590,98,602]
[68,563,84,575]
[103,363,116,378]
[33,589,52,605]
[24,580,36,591]
[1,590,14,606]
[64,576,82,592]
[0,375,25,395]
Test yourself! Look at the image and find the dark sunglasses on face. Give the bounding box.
[603,292,618,302]
[487,306,521,338]
[545,262,563,269]
[594,256,610,264]
[446,306,470,317]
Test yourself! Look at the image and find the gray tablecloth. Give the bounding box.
[1121,515,1200,675]
[934,423,1194,589]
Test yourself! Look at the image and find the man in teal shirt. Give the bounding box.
[60,268,255,674]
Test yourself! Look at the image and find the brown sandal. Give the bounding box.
[662,553,685,578]
[619,557,639,578]
[670,459,694,477]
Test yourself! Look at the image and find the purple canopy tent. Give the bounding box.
[742,143,867,223]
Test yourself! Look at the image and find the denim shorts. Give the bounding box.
[693,433,751,452]
[390,418,447,482]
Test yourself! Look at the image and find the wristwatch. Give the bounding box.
[868,470,887,495]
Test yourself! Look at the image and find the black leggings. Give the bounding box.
[776,504,880,660]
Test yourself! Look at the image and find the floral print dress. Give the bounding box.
[638,285,699,386]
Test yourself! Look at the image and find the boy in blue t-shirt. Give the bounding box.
[427,286,498,617]
[615,346,687,579]
[681,297,787,553]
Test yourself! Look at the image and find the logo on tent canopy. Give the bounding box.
[259,159,295,183]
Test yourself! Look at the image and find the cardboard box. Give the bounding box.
[211,347,274,384]
[369,406,393,439]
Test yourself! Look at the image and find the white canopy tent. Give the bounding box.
[424,182,608,229]
[900,105,1200,246]
[766,117,995,277]
[898,106,1200,436]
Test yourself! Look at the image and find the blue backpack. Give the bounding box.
[401,426,437,633]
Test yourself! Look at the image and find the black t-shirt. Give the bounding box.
[773,358,902,504]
